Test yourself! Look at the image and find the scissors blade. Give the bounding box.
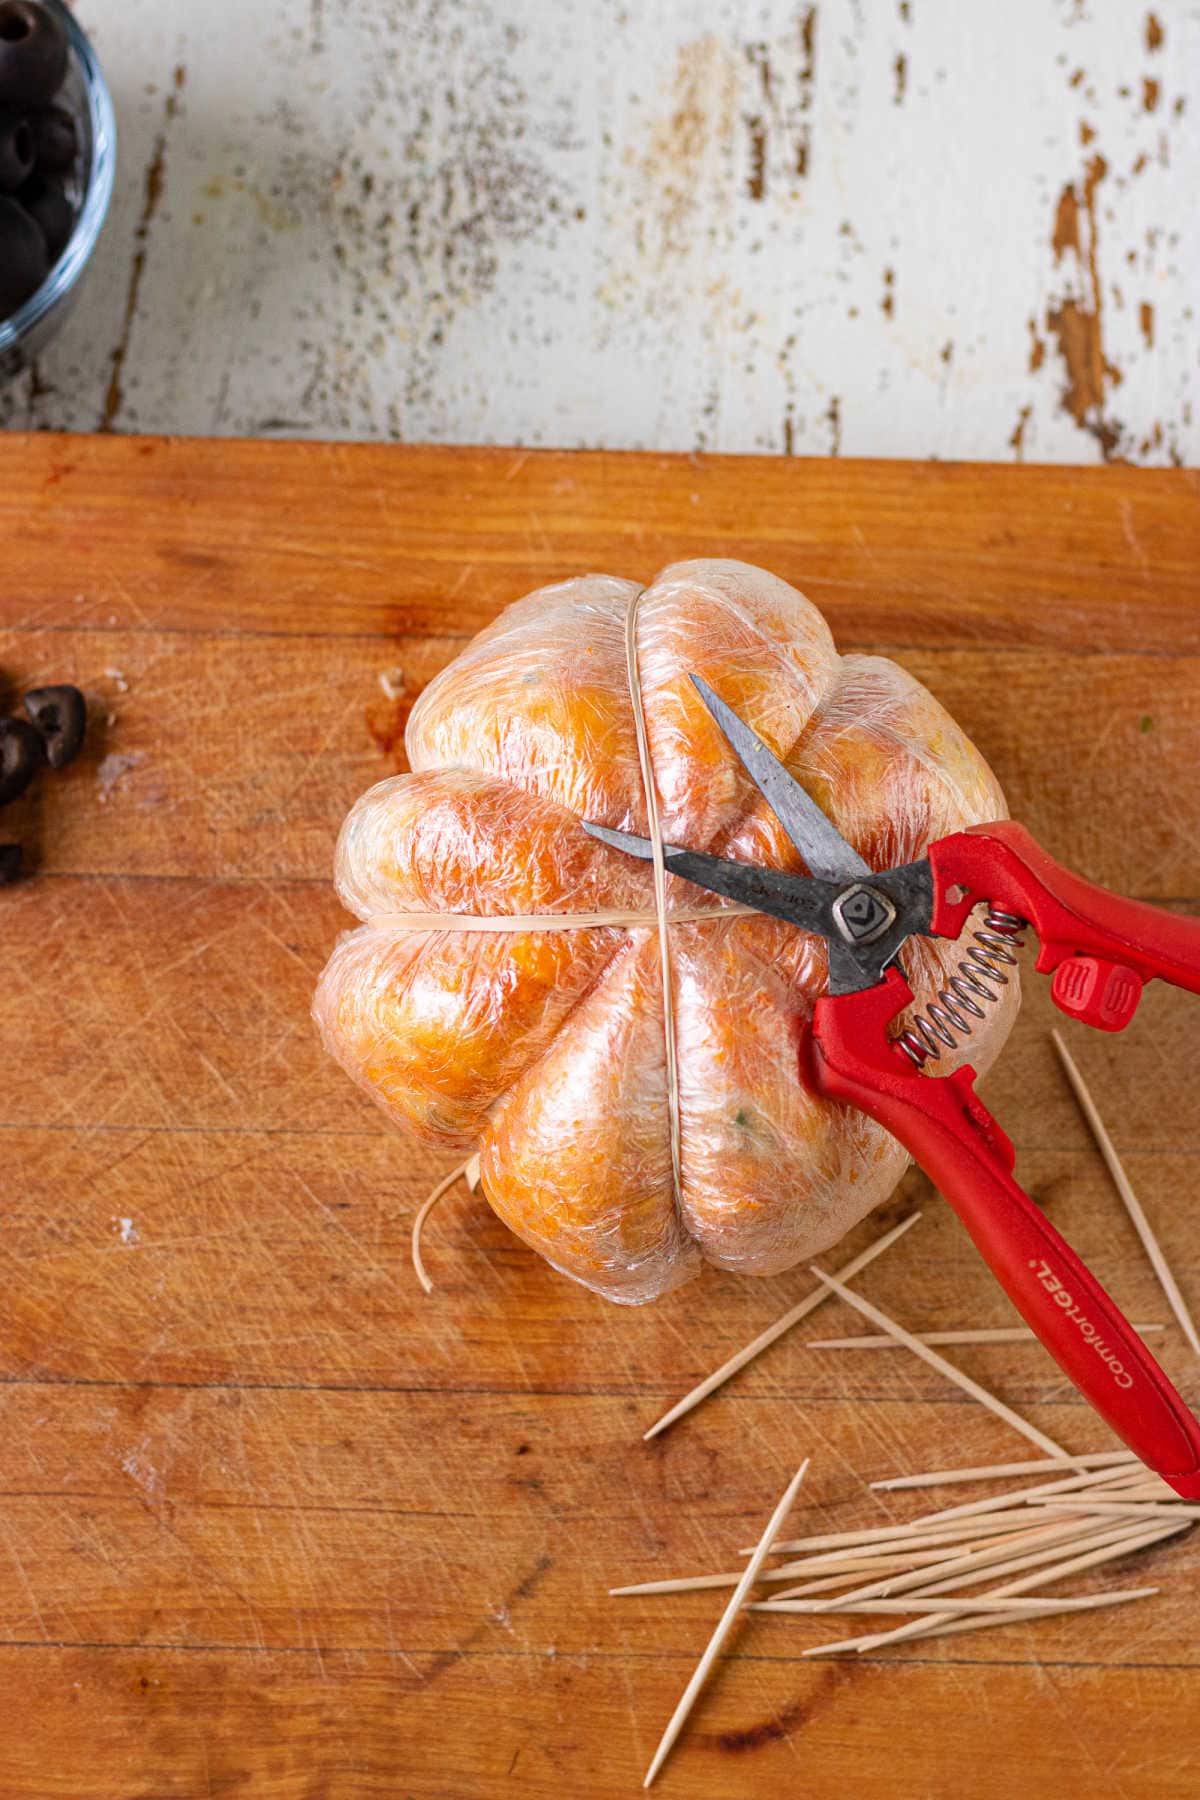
[581,821,838,936]
[690,674,872,881]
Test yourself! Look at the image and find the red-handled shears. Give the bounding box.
[585,676,1200,1498]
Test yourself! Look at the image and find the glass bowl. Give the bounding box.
[0,0,116,376]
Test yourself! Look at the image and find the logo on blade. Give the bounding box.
[831,883,896,946]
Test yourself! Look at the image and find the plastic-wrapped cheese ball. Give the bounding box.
[314,560,1017,1304]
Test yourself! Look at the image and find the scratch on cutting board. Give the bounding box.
[412,1554,554,1689]
[0,1517,51,1643]
[1118,495,1150,572]
[121,1436,166,1503]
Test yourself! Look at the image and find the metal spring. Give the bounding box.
[896,909,1027,1066]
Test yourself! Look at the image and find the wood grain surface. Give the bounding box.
[0,436,1197,1798]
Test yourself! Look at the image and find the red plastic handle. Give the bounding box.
[931,821,1200,1024]
[808,970,1200,1498]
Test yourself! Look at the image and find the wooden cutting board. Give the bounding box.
[0,436,1197,1799]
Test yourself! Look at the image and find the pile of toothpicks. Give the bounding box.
[623,1032,1199,1788]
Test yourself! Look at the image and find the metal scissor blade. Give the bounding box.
[690,674,872,880]
[582,820,838,936]
[581,822,667,862]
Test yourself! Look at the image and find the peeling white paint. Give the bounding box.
[0,0,1196,463]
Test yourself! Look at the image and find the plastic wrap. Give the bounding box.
[313,559,1018,1304]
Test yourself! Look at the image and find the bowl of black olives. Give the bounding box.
[0,0,115,374]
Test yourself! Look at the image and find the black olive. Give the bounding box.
[0,2,68,107]
[0,842,21,884]
[0,714,43,803]
[20,170,70,258]
[29,98,73,171]
[0,104,33,191]
[23,682,85,768]
[0,192,47,313]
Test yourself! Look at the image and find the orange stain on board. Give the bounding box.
[1139,301,1155,349]
[365,676,425,771]
[1145,13,1164,51]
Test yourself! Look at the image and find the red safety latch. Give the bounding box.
[1051,955,1144,1031]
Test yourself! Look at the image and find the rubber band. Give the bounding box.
[411,1152,480,1294]
[404,590,733,1276]
[366,903,754,934]
[623,588,683,1205]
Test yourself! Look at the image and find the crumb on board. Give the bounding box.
[96,751,145,804]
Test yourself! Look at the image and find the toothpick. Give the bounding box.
[808,1265,1067,1458]
[410,1154,479,1294]
[811,1326,1163,1350]
[810,1327,1037,1349]
[974,1517,1189,1597]
[872,1451,1136,1490]
[804,1587,1157,1656]
[612,1516,1046,1599]
[642,1213,919,1439]
[765,1568,904,1601]
[771,1511,1054,1561]
[615,1454,1175,1615]
[1104,1482,1182,1499]
[906,1518,1134,1598]
[765,1521,1096,1603]
[1026,1473,1176,1505]
[753,1591,1151,1617]
[992,1517,1191,1593]
[807,1515,1101,1611]
[917,1458,1144,1526]
[761,1509,1052,1557]
[831,1518,1189,1652]
[764,1510,1078,1574]
[1051,1028,1200,1356]
[768,1542,1026,1583]
[611,1572,743,1598]
[768,1551,963,1579]
[642,1460,809,1789]
[1092,1486,1177,1502]
[881,1586,1158,1645]
[947,1517,1189,1602]
[1035,1499,1200,1521]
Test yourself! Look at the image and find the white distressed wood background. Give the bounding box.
[1,0,1196,462]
